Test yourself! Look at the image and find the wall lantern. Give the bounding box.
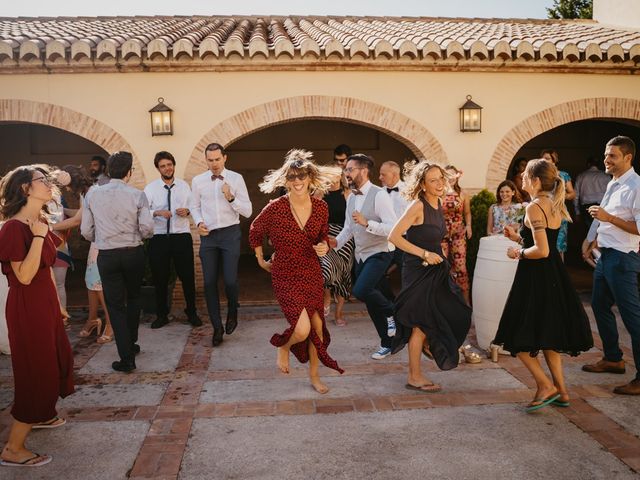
[459,95,482,132]
[149,97,173,136]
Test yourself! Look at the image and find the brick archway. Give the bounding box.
[486,97,640,191]
[0,99,146,187]
[184,95,446,181]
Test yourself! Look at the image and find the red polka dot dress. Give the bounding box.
[249,196,344,373]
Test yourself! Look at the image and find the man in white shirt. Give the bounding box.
[574,156,611,229]
[379,160,409,276]
[582,136,640,395]
[144,151,201,330]
[191,143,252,346]
[330,154,398,359]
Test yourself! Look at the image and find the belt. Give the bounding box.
[99,245,142,252]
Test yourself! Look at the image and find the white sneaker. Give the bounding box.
[371,346,392,360]
[386,316,396,337]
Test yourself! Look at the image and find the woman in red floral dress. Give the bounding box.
[0,165,74,468]
[250,150,344,394]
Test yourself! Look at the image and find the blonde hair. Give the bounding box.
[524,159,572,222]
[402,159,449,201]
[259,149,341,196]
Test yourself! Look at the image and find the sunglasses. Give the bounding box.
[286,172,309,182]
[31,176,53,187]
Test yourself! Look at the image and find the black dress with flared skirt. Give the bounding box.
[493,204,593,356]
[391,198,472,370]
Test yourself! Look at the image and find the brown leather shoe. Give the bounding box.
[581,358,626,374]
[613,379,640,395]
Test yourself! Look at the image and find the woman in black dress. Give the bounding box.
[388,161,471,392]
[494,159,593,412]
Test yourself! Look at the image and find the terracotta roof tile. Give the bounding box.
[0,15,639,71]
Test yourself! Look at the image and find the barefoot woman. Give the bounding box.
[249,150,344,393]
[0,166,74,467]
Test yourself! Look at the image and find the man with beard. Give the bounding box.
[333,144,352,170]
[144,151,202,329]
[330,154,398,359]
[89,155,109,186]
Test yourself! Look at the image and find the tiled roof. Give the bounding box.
[1,16,639,72]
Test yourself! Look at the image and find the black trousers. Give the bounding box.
[148,233,197,317]
[97,246,145,363]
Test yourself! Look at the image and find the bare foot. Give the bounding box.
[1,446,43,464]
[310,377,329,394]
[334,317,347,326]
[407,375,436,388]
[276,347,290,374]
[530,385,558,406]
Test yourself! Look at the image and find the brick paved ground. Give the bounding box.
[0,300,638,479]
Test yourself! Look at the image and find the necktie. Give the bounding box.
[211,174,224,181]
[164,184,174,234]
[387,187,399,193]
[352,189,363,195]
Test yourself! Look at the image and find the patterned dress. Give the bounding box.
[556,170,571,253]
[489,203,525,235]
[249,196,344,373]
[441,191,470,299]
[321,189,354,300]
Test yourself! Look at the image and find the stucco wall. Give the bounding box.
[1,70,639,190]
[594,0,640,29]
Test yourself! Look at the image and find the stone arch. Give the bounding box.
[486,97,640,191]
[184,95,446,181]
[0,99,146,187]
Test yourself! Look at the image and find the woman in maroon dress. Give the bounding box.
[0,166,74,468]
[250,150,344,394]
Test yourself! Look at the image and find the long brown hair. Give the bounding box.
[445,164,462,195]
[402,160,449,201]
[0,165,56,220]
[525,159,571,222]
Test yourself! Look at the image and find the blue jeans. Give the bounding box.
[591,248,640,380]
[199,225,241,331]
[354,251,394,348]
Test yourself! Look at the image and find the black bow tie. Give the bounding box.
[211,174,224,181]
[351,189,363,195]
[387,187,399,193]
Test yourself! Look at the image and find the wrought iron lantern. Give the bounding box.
[459,95,482,132]
[149,97,173,136]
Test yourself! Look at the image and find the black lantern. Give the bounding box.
[149,97,173,136]
[459,95,482,132]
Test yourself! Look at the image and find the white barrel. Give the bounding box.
[0,270,9,355]
[472,235,520,353]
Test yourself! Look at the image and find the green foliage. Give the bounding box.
[547,0,593,19]
[467,189,497,285]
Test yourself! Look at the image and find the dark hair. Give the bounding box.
[347,153,374,171]
[91,155,107,169]
[510,157,527,178]
[607,135,636,160]
[496,180,522,204]
[586,156,600,168]
[205,143,226,156]
[540,149,559,164]
[334,144,352,158]
[154,151,176,168]
[62,165,93,196]
[0,165,52,219]
[107,151,133,179]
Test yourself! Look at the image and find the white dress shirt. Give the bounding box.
[335,180,397,260]
[144,178,193,235]
[385,180,410,219]
[591,167,640,253]
[190,168,252,230]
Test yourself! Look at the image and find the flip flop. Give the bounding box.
[526,393,561,413]
[32,416,66,429]
[0,453,52,467]
[552,398,570,407]
[405,383,442,393]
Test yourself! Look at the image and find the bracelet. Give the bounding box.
[518,237,524,246]
[421,250,430,266]
[519,248,526,259]
[33,235,46,239]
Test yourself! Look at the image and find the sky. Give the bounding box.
[3,0,556,19]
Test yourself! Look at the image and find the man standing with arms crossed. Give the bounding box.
[82,152,154,372]
[583,136,640,395]
[144,151,202,329]
[191,143,252,347]
[330,154,398,359]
